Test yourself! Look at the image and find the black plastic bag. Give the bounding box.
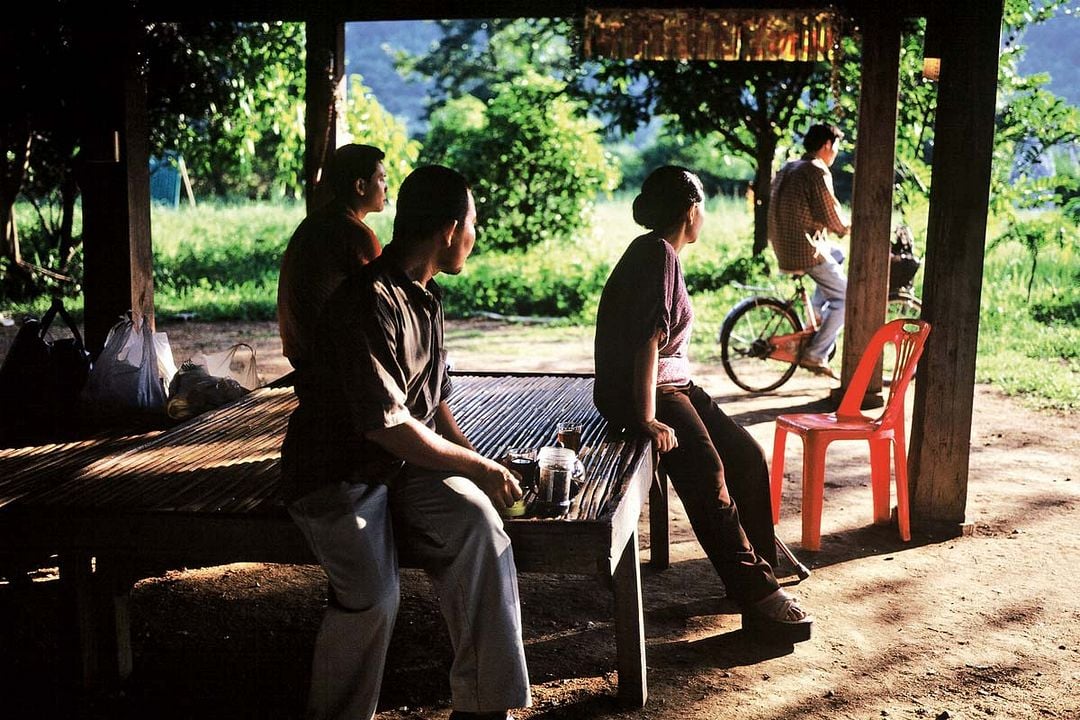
[0,298,92,447]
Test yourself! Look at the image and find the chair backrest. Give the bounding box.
[836,319,932,425]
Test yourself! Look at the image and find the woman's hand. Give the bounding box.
[641,418,678,454]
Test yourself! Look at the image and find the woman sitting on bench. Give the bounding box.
[592,165,813,640]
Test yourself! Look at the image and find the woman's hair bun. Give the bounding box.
[632,166,704,231]
[631,193,660,229]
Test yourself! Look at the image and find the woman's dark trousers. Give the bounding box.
[655,383,780,606]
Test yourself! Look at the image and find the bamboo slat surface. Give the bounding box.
[0,374,645,522]
[0,433,160,510]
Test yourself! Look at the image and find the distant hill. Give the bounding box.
[344,20,440,136]
[1016,9,1080,105]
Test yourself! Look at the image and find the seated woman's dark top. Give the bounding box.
[593,232,693,428]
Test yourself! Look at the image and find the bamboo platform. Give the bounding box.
[0,372,660,706]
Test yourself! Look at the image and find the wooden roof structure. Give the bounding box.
[17,0,1003,534]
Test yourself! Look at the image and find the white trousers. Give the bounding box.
[289,474,531,720]
[805,248,848,363]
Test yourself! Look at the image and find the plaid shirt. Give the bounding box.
[767,156,849,271]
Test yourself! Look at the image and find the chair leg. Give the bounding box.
[892,437,912,542]
[801,436,827,552]
[869,437,892,525]
[770,426,788,525]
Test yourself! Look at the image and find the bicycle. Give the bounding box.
[717,271,922,394]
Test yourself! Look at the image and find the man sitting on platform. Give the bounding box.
[281,165,530,720]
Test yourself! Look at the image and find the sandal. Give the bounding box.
[798,357,838,379]
[742,588,813,643]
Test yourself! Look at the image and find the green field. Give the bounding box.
[3,198,1076,410]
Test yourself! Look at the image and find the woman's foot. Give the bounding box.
[742,588,813,642]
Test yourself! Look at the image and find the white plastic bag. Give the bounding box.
[190,343,262,391]
[81,314,169,423]
[165,343,260,422]
[154,331,178,389]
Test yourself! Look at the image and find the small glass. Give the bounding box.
[555,420,583,453]
[502,447,539,492]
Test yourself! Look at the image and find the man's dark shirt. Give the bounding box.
[280,250,452,503]
[277,200,382,369]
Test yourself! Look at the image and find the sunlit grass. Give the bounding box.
[3,197,1075,411]
[975,241,1079,411]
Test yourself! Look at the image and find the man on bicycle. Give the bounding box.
[767,123,850,378]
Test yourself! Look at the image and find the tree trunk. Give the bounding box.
[58,166,79,272]
[751,134,778,256]
[0,120,32,267]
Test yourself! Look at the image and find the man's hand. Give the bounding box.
[471,457,523,510]
[641,418,678,454]
[367,418,520,508]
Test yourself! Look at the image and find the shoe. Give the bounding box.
[448,712,514,720]
[742,588,813,643]
[798,357,838,379]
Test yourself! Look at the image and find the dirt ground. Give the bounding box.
[1,318,1078,720]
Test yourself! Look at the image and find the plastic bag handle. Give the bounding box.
[37,297,87,350]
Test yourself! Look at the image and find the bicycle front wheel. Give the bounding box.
[719,297,802,393]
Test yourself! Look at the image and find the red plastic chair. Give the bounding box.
[770,319,932,551]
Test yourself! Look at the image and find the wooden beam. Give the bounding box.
[908,0,1004,528]
[76,19,155,353]
[138,1,924,24]
[305,14,345,211]
[837,7,901,404]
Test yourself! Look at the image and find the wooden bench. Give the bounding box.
[0,372,665,707]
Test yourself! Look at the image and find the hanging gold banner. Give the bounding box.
[583,7,836,62]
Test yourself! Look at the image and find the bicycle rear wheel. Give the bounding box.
[886,291,922,322]
[719,297,802,393]
[883,291,923,382]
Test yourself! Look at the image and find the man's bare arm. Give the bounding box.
[366,418,520,508]
[433,401,474,451]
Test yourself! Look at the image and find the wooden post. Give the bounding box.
[648,469,669,569]
[305,13,345,212]
[93,557,135,683]
[611,529,647,707]
[76,18,154,353]
[909,0,1004,529]
[58,553,99,688]
[836,7,902,406]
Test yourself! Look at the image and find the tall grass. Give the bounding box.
[975,241,1078,410]
[437,193,759,320]
[151,202,304,320]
